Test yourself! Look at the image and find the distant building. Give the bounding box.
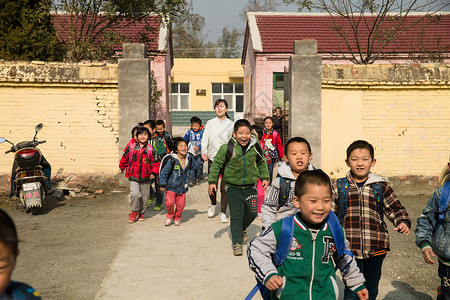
[242,12,450,121]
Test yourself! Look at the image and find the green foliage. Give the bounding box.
[0,0,63,61]
[217,26,242,58]
[150,70,163,107]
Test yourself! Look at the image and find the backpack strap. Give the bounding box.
[326,211,353,272]
[128,140,136,164]
[219,140,235,175]
[254,142,264,164]
[371,182,385,222]
[273,215,295,266]
[278,177,292,209]
[436,181,450,231]
[336,178,349,223]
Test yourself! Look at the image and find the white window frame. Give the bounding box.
[171,83,190,111]
[211,83,244,113]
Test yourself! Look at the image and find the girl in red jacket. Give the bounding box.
[119,126,159,223]
[262,116,285,183]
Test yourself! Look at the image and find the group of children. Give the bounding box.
[114,98,449,300]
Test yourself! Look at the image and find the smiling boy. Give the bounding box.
[208,119,269,256]
[332,140,411,300]
[261,137,315,230]
[248,170,368,300]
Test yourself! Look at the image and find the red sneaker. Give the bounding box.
[128,211,138,224]
[138,213,145,221]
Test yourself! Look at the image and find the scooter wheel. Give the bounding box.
[31,207,40,215]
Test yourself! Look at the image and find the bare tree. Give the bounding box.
[239,0,281,21]
[53,0,186,62]
[282,0,450,64]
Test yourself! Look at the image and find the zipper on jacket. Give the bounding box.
[309,235,316,300]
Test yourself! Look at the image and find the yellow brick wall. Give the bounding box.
[322,85,450,178]
[0,62,119,176]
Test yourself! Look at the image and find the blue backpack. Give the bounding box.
[336,178,384,223]
[245,211,352,300]
[435,181,450,232]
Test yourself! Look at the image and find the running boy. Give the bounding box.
[332,140,411,300]
[1,209,41,299]
[248,170,368,300]
[201,99,234,222]
[159,138,202,226]
[155,119,172,151]
[261,137,315,230]
[119,126,159,223]
[183,116,204,186]
[415,157,450,300]
[208,119,269,256]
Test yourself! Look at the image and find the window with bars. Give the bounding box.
[171,83,190,111]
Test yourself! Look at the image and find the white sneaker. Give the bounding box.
[220,212,228,223]
[207,204,216,218]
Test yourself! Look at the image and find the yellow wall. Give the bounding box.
[322,85,450,178]
[171,58,243,111]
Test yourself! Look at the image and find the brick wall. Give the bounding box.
[321,64,450,177]
[0,61,119,186]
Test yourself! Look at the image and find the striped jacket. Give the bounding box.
[331,172,411,259]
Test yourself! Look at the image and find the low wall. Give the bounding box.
[321,64,450,178]
[0,61,119,190]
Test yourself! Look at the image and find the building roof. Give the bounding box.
[246,12,450,55]
[52,14,170,54]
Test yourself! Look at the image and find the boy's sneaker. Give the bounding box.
[148,195,155,206]
[189,180,195,187]
[207,204,216,218]
[233,243,243,256]
[243,230,248,243]
[219,212,228,223]
[257,213,262,220]
[165,218,173,226]
[138,214,145,221]
[174,220,181,226]
[128,211,138,224]
[153,204,162,211]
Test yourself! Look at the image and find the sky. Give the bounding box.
[191,0,300,42]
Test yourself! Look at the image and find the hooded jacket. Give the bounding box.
[159,152,202,194]
[332,171,411,259]
[119,140,159,182]
[415,185,450,264]
[208,134,269,187]
[261,162,315,230]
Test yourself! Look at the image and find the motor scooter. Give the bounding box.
[0,124,50,215]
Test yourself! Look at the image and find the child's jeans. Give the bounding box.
[343,254,386,300]
[267,161,275,184]
[130,181,150,214]
[165,190,186,221]
[226,185,258,245]
[149,177,164,206]
[189,154,203,182]
[256,179,264,214]
[438,260,450,300]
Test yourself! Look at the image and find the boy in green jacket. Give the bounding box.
[208,119,269,256]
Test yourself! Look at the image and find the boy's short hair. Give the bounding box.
[251,125,263,140]
[0,209,19,255]
[346,140,374,160]
[234,119,251,132]
[155,120,165,127]
[143,120,156,130]
[135,126,150,137]
[190,116,202,125]
[294,170,331,198]
[284,137,311,155]
[171,137,187,153]
[263,116,274,123]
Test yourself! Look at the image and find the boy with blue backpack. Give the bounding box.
[247,170,368,300]
[332,140,411,300]
[415,157,450,300]
[183,116,204,186]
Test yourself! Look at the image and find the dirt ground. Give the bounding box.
[0,182,442,300]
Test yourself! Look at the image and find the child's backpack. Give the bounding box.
[245,211,353,300]
[434,181,450,233]
[159,153,194,176]
[336,177,384,223]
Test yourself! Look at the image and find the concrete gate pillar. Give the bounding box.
[118,43,151,186]
[287,40,322,168]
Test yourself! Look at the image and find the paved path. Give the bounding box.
[95,181,422,300]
